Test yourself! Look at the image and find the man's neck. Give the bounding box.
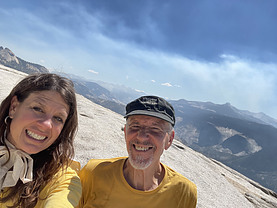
[123,159,165,191]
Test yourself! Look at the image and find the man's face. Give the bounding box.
[124,115,174,170]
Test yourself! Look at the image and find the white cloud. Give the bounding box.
[88,69,99,74]
[161,83,172,87]
[135,89,145,93]
[151,80,156,83]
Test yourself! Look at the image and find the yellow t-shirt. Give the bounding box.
[78,157,197,208]
[0,162,82,208]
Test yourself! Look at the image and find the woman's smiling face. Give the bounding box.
[7,90,69,154]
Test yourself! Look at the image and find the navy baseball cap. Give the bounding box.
[124,95,175,126]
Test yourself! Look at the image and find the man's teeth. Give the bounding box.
[134,145,151,151]
[27,130,46,140]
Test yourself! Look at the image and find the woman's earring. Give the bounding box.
[4,116,10,125]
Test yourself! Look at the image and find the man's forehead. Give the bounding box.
[127,115,165,124]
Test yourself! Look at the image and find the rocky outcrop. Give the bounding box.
[0,47,48,74]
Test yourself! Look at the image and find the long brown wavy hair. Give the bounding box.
[0,73,78,207]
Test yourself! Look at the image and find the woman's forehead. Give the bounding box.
[25,91,69,113]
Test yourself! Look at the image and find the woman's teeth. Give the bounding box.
[26,130,46,140]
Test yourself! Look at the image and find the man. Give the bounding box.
[78,95,197,208]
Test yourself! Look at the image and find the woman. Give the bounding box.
[0,73,81,207]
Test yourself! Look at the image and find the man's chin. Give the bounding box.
[128,156,153,170]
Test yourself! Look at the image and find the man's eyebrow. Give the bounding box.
[128,120,139,125]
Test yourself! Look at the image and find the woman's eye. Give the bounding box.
[33,106,43,113]
[54,116,64,124]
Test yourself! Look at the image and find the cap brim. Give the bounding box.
[124,110,174,125]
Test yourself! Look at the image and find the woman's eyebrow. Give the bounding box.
[32,98,68,117]
[32,97,47,104]
[57,112,68,119]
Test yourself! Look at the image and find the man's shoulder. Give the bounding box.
[83,157,127,172]
[163,163,197,190]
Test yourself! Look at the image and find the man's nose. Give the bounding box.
[137,127,150,139]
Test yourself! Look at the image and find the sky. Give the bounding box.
[1,0,277,119]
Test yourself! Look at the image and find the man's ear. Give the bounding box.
[9,96,20,118]
[165,130,175,150]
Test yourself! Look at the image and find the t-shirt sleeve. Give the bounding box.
[35,166,82,208]
[76,159,100,208]
[178,179,197,208]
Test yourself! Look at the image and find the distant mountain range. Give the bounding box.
[170,99,277,192]
[56,72,143,115]
[1,46,277,193]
